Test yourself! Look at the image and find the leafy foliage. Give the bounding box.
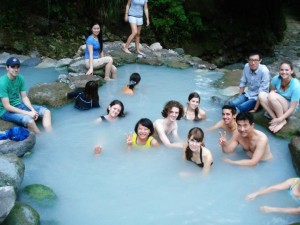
[149,0,203,47]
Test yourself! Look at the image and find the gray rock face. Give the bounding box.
[2,201,40,225]
[22,58,42,67]
[0,186,16,224]
[0,154,25,192]
[0,132,36,157]
[289,136,300,176]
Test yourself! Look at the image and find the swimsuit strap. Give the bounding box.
[199,146,203,164]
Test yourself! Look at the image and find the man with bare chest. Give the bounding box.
[219,112,272,166]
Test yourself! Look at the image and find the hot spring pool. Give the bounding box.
[0,64,298,225]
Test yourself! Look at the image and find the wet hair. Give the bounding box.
[247,51,261,60]
[187,92,201,121]
[222,105,237,115]
[107,99,125,117]
[279,61,296,78]
[87,21,103,54]
[185,127,204,161]
[161,100,184,120]
[134,118,154,136]
[128,73,141,90]
[236,112,253,125]
[84,81,99,101]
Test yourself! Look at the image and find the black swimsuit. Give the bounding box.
[188,147,212,168]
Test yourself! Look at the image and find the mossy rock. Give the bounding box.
[28,82,70,107]
[2,201,40,225]
[21,184,57,205]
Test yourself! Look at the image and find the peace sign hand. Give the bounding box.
[126,132,133,145]
[219,131,227,146]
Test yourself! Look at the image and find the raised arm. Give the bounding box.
[207,120,223,131]
[246,178,295,201]
[219,131,238,153]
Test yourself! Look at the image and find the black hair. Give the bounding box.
[128,73,141,90]
[247,51,261,60]
[84,81,99,101]
[134,118,154,136]
[107,99,125,117]
[161,100,184,120]
[222,105,237,115]
[236,112,254,125]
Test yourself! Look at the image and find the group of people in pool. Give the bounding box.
[2,35,300,215]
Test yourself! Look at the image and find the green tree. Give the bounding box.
[150,0,203,47]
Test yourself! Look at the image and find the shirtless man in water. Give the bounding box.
[219,112,272,166]
[208,105,237,135]
[153,100,184,148]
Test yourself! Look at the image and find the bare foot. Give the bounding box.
[104,77,111,81]
[271,120,287,133]
[137,51,145,56]
[122,48,132,54]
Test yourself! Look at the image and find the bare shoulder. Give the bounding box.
[254,129,268,141]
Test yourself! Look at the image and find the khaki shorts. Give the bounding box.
[85,56,112,69]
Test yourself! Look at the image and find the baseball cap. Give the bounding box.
[6,57,21,67]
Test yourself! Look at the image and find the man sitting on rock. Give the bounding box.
[0,57,52,134]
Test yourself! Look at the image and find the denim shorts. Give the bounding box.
[0,103,47,127]
[128,16,143,26]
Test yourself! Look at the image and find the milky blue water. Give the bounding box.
[0,64,298,225]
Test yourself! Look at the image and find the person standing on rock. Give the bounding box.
[85,22,117,81]
[123,0,150,56]
[0,57,52,134]
[228,51,270,113]
[258,61,300,133]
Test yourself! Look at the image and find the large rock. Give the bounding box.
[253,110,300,139]
[0,120,15,131]
[0,153,25,192]
[2,201,40,225]
[22,58,42,67]
[0,186,16,224]
[0,132,36,156]
[28,82,71,107]
[68,75,104,89]
[21,184,57,206]
[289,136,300,176]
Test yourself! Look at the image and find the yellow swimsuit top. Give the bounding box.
[132,133,153,148]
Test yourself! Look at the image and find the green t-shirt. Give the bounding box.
[0,74,26,116]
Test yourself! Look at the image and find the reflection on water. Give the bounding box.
[1,64,297,225]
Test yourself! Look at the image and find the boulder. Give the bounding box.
[22,58,42,67]
[0,186,16,224]
[28,82,71,107]
[55,58,73,68]
[289,136,300,176]
[21,184,57,206]
[2,202,40,225]
[68,58,86,73]
[35,57,57,68]
[0,153,25,192]
[0,120,15,131]
[149,42,163,51]
[0,132,36,156]
[68,75,105,89]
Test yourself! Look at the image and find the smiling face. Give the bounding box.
[137,124,151,140]
[91,24,100,37]
[237,119,253,137]
[108,104,122,118]
[222,109,235,125]
[6,65,20,79]
[168,107,179,121]
[188,135,201,152]
[279,63,293,80]
[188,97,200,110]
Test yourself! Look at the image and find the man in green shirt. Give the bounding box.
[0,57,52,134]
